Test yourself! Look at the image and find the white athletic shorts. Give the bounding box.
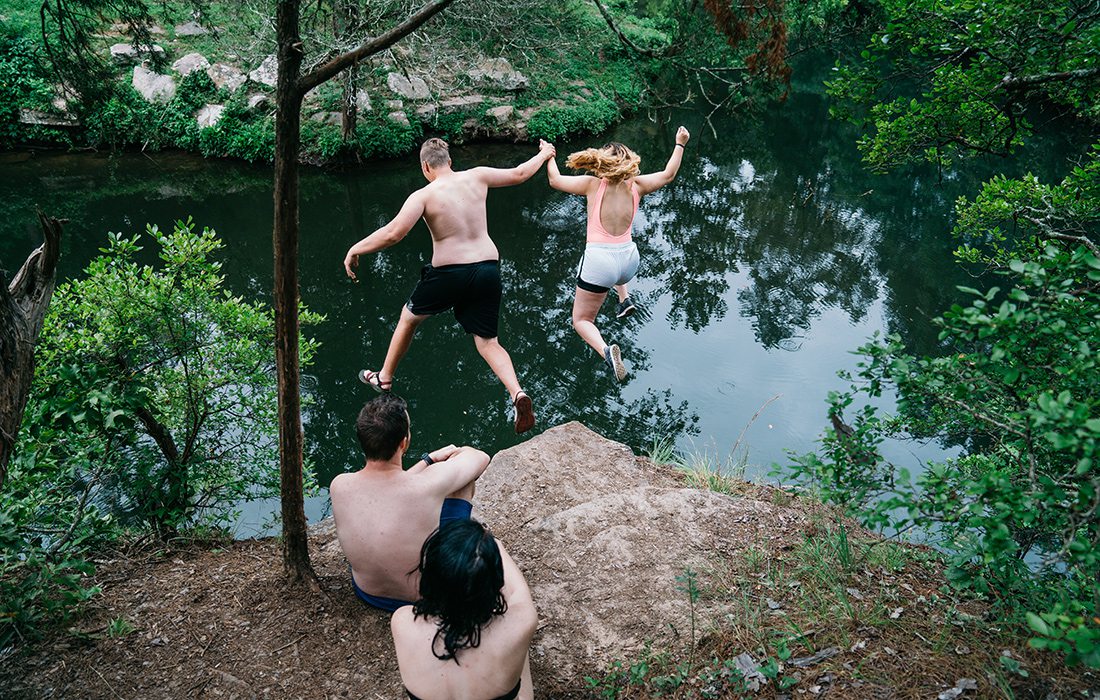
[576,242,640,293]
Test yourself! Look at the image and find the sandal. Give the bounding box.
[512,390,535,434]
[358,369,392,393]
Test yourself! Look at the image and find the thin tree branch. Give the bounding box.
[298,0,458,94]
[999,66,1100,91]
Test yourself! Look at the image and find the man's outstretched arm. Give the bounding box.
[473,141,556,188]
[343,192,426,279]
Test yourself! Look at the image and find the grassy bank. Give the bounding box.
[0,0,663,163]
[586,446,1096,698]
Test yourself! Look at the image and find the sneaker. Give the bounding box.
[615,297,636,319]
[603,344,627,382]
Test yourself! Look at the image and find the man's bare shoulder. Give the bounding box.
[329,470,356,497]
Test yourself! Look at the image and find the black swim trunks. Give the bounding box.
[406,259,501,339]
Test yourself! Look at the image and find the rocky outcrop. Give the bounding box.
[132,65,176,103]
[174,21,208,37]
[468,57,529,92]
[248,55,278,88]
[206,62,246,93]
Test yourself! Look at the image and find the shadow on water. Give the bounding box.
[0,68,1088,532]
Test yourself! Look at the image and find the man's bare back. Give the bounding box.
[331,455,482,601]
[409,171,498,266]
[331,395,492,606]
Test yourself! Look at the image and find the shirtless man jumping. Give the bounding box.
[344,138,555,434]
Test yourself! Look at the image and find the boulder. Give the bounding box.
[196,104,225,129]
[132,65,176,103]
[388,111,411,127]
[468,57,529,92]
[174,21,208,36]
[18,109,79,128]
[110,42,165,66]
[247,93,271,111]
[249,55,278,88]
[471,422,811,678]
[206,63,246,93]
[385,73,430,100]
[415,103,439,121]
[309,111,343,126]
[485,104,514,125]
[355,89,372,112]
[171,52,210,76]
[384,99,403,111]
[440,95,485,113]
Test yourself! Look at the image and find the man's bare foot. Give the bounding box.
[513,391,535,434]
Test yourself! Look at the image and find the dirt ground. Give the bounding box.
[1,423,1096,699]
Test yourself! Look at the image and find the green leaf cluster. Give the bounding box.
[827,0,1100,171]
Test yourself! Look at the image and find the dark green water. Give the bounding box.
[0,77,1084,535]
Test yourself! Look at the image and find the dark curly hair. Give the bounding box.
[412,519,507,663]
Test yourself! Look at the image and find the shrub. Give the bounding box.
[527,97,621,142]
[29,219,323,534]
[0,33,57,147]
[785,244,1100,667]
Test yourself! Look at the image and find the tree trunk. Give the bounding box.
[273,0,458,585]
[274,0,314,584]
[0,212,63,487]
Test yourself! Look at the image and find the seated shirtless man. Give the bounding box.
[343,137,556,434]
[330,393,491,611]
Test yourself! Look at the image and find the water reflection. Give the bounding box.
[0,78,1087,510]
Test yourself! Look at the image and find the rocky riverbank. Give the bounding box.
[3,3,650,163]
[1,422,1086,698]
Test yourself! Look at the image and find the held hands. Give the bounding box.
[343,251,359,281]
[675,126,690,146]
[538,139,556,159]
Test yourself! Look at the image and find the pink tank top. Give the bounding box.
[586,179,640,244]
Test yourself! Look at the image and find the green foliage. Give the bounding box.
[0,477,104,648]
[0,32,56,147]
[953,144,1100,266]
[527,97,621,143]
[827,0,1100,171]
[785,244,1100,667]
[27,219,323,534]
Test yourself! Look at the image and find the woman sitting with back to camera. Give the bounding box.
[391,518,536,700]
[545,126,690,381]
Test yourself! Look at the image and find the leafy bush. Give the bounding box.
[785,244,1100,667]
[28,220,323,534]
[0,32,55,147]
[527,97,621,142]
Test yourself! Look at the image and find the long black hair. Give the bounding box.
[412,518,507,663]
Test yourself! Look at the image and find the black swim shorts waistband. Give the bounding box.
[428,259,499,271]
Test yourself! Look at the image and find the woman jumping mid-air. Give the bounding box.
[545,126,690,381]
[390,519,536,700]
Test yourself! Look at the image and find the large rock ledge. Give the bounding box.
[314,422,811,680]
[1,423,814,699]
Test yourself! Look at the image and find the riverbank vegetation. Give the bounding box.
[0,0,847,163]
[1,223,321,647]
